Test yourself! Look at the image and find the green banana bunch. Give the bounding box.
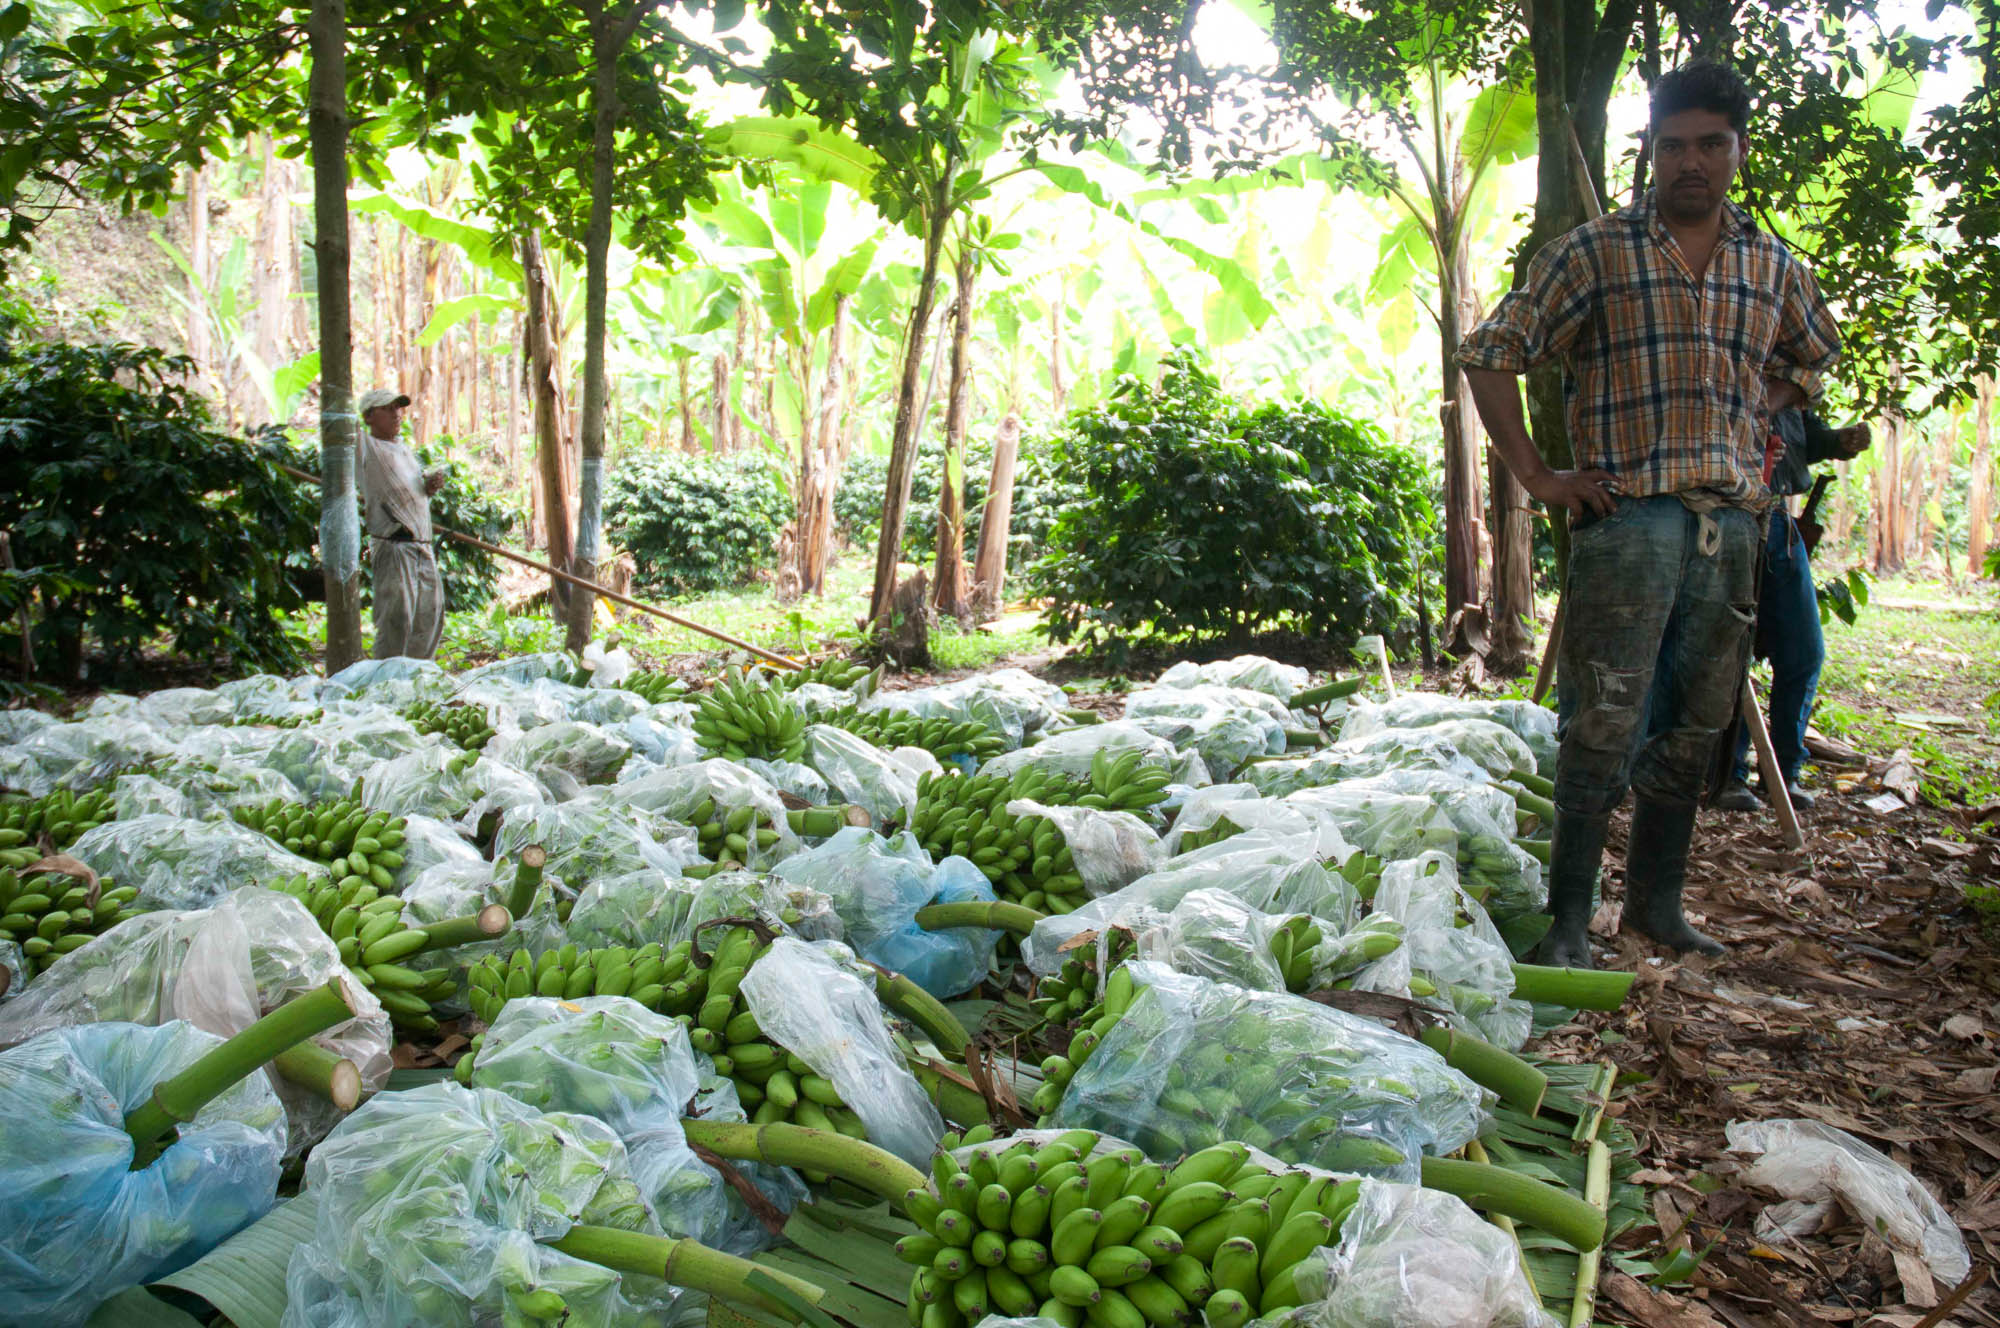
[1027,930,1140,1034]
[1039,964,1423,1172]
[1310,915,1405,986]
[0,786,116,855]
[623,670,690,705]
[1268,915,1323,994]
[1171,815,1249,854]
[1081,747,1174,814]
[1031,961,1141,1119]
[770,657,874,693]
[691,671,809,762]
[683,796,786,865]
[227,708,321,728]
[817,707,1009,763]
[909,767,1090,914]
[898,1129,1362,1328]
[0,866,140,974]
[233,796,409,888]
[402,700,496,752]
[274,871,460,1032]
[457,922,875,1157]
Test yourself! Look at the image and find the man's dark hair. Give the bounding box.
[1649,60,1752,136]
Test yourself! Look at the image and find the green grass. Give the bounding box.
[1814,574,2000,809]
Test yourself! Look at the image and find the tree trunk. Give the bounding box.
[185,164,213,395]
[248,136,297,424]
[1437,236,1480,655]
[1970,374,1995,576]
[1048,278,1067,417]
[393,224,411,395]
[467,306,481,440]
[564,0,641,652]
[799,297,849,596]
[971,411,1022,620]
[678,356,697,452]
[1872,409,1903,576]
[524,229,574,613]
[415,235,439,450]
[710,349,731,453]
[371,216,388,390]
[869,167,959,625]
[932,244,976,621]
[308,0,363,673]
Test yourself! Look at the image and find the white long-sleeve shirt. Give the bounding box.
[358,433,432,542]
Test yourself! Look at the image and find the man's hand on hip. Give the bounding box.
[1526,467,1622,519]
[423,469,447,496]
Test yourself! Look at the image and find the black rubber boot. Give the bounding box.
[1621,797,1725,957]
[1533,811,1610,970]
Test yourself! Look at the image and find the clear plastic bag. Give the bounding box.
[860,668,1069,750]
[0,1019,288,1327]
[1024,835,1358,974]
[282,1081,678,1328]
[743,756,834,806]
[215,672,321,721]
[1124,684,1289,778]
[262,712,433,800]
[359,746,483,823]
[470,996,798,1256]
[318,655,449,704]
[68,815,321,912]
[395,812,487,882]
[1285,1180,1558,1328]
[981,719,1210,789]
[1155,655,1312,703]
[14,713,179,794]
[0,708,56,743]
[564,870,701,951]
[0,937,23,1001]
[134,686,237,729]
[1340,695,1556,776]
[488,721,633,799]
[620,707,702,768]
[1006,798,1164,897]
[1348,770,1544,919]
[1164,785,1353,861]
[601,760,797,870]
[1136,888,1289,991]
[110,773,193,820]
[0,888,393,1155]
[490,798,697,887]
[804,724,937,827]
[739,937,945,1165]
[1047,961,1486,1178]
[1356,854,1531,1051]
[769,828,999,998]
[670,871,843,947]
[140,755,306,820]
[1726,1118,1971,1285]
[1244,732,1490,797]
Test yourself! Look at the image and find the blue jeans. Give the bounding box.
[1732,510,1822,784]
[1554,497,1761,817]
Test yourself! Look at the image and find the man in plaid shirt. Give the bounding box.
[1460,62,1841,969]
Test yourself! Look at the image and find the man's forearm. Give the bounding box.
[1464,367,1554,488]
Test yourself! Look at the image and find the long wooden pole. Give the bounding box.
[274,463,798,670]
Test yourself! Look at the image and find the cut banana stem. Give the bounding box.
[1508,964,1634,1012]
[1512,837,1551,865]
[1567,1141,1613,1328]
[1503,784,1558,827]
[1507,768,1556,800]
[271,1042,362,1111]
[124,976,362,1167]
[416,903,513,953]
[913,900,1047,937]
[505,845,547,921]
[1416,1025,1549,1117]
[870,967,974,1059]
[907,1058,996,1130]
[680,1118,927,1204]
[1416,1156,1605,1253]
[550,1225,827,1318]
[1288,676,1365,709]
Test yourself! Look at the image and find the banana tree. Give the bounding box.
[692,172,890,595]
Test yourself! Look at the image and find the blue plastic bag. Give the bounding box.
[770,827,1000,998]
[0,1020,287,1327]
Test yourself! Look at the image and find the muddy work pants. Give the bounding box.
[370,537,444,661]
[1554,496,1760,817]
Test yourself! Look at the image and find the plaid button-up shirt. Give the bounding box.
[1458,192,1841,505]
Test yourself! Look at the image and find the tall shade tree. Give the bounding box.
[738,3,1091,626]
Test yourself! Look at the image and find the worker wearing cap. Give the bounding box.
[358,389,446,660]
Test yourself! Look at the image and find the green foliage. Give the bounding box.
[0,332,314,677]
[1026,348,1437,659]
[835,432,1069,567]
[1815,565,1872,627]
[604,451,790,598]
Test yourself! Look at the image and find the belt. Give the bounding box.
[386,531,430,545]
